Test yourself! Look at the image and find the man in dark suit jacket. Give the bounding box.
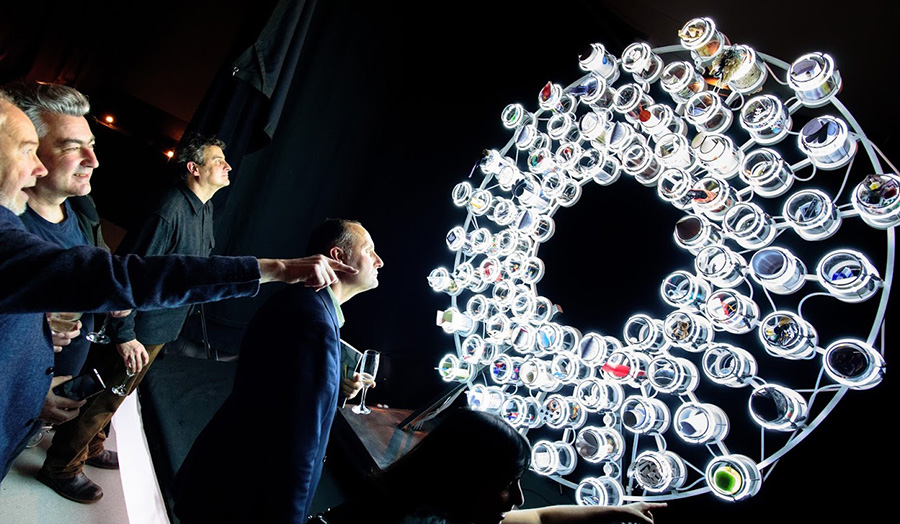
[174,218,384,524]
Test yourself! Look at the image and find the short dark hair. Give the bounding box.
[2,81,90,137]
[306,218,361,256]
[376,408,532,517]
[176,132,226,179]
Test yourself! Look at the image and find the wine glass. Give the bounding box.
[86,314,112,344]
[111,367,136,397]
[47,312,83,333]
[352,350,380,415]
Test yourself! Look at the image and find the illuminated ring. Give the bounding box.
[431,18,893,505]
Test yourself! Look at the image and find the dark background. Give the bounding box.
[2,1,895,522]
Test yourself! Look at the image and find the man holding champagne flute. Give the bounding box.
[174,218,385,524]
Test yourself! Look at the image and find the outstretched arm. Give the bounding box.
[258,255,358,289]
[503,503,667,524]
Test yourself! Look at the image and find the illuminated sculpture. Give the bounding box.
[429,16,892,504]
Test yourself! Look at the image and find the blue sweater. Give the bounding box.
[0,206,261,478]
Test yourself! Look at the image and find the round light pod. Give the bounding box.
[701,344,757,387]
[437,354,475,382]
[613,83,654,125]
[501,103,533,129]
[740,148,794,198]
[678,17,728,67]
[578,43,620,82]
[788,52,842,108]
[654,133,697,171]
[663,309,714,352]
[719,45,767,94]
[695,244,748,289]
[647,355,700,395]
[660,270,711,310]
[852,174,900,229]
[574,378,624,413]
[620,395,670,435]
[601,349,650,387]
[660,60,707,104]
[723,202,777,250]
[758,311,818,360]
[531,439,578,476]
[575,74,615,108]
[692,133,742,179]
[690,176,737,221]
[575,477,624,506]
[623,314,670,355]
[748,384,808,431]
[816,249,881,303]
[489,354,523,385]
[673,214,723,254]
[622,142,663,186]
[704,290,760,334]
[706,455,762,501]
[621,42,664,84]
[575,332,619,367]
[783,189,842,241]
[798,115,857,170]
[823,339,885,390]
[749,247,807,295]
[500,395,542,428]
[575,426,625,463]
[740,94,792,145]
[541,394,587,430]
[629,450,687,493]
[685,91,732,134]
[673,402,729,444]
[657,168,697,210]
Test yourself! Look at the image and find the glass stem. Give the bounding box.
[359,387,369,410]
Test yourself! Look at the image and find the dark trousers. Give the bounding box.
[43,343,166,478]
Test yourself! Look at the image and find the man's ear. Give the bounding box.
[186,161,200,179]
[328,246,344,262]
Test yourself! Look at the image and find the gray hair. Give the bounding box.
[2,81,90,138]
[0,89,12,129]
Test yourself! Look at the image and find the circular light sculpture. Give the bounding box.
[431,17,892,507]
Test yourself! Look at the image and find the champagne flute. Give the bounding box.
[352,350,380,415]
[86,314,112,344]
[111,367,136,397]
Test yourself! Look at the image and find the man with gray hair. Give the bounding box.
[5,81,124,425]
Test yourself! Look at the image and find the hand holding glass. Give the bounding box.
[352,350,380,415]
[48,312,83,333]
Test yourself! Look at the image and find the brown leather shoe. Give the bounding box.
[37,468,103,504]
[85,449,119,470]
